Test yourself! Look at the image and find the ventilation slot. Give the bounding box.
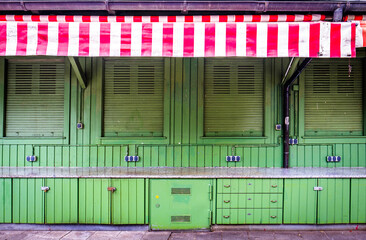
[171,216,191,223]
[171,188,191,195]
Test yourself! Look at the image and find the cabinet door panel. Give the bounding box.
[0,178,12,223]
[351,179,366,223]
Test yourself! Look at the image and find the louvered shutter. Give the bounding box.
[304,59,363,136]
[6,60,65,137]
[103,58,164,137]
[204,58,264,137]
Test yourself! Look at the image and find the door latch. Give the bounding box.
[41,186,50,192]
[107,187,116,193]
[314,187,323,191]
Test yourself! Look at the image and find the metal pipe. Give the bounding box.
[283,58,312,168]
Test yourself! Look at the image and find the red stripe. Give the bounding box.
[235,15,244,22]
[14,15,23,21]
[288,24,299,57]
[48,15,57,22]
[151,16,159,22]
[320,15,326,21]
[219,15,228,22]
[16,23,27,55]
[79,23,90,56]
[116,16,125,22]
[304,15,312,21]
[252,15,261,22]
[57,23,69,56]
[133,16,142,22]
[167,16,176,22]
[267,24,278,57]
[246,24,257,57]
[0,23,6,55]
[65,16,74,22]
[330,23,341,58]
[185,16,193,22]
[351,23,356,57]
[0,16,6,21]
[162,23,173,56]
[226,24,236,56]
[202,16,210,22]
[204,23,215,56]
[99,16,108,22]
[100,23,110,56]
[361,22,366,48]
[82,16,91,22]
[31,15,40,22]
[183,23,194,57]
[286,15,295,22]
[354,15,363,21]
[141,23,152,56]
[120,23,131,56]
[36,23,48,55]
[269,15,278,22]
[309,23,320,57]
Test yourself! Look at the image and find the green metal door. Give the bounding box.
[350,179,366,223]
[12,178,44,223]
[317,179,350,224]
[283,179,317,224]
[150,179,212,230]
[0,178,12,223]
[45,178,78,224]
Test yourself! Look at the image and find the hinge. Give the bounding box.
[208,184,213,201]
[107,187,117,193]
[41,186,50,192]
[314,186,323,191]
[208,210,212,224]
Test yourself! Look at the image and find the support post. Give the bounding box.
[68,57,87,89]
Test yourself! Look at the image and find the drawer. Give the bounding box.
[217,194,283,209]
[217,209,282,224]
[217,179,283,194]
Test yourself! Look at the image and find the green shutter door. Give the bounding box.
[304,59,363,136]
[6,59,65,137]
[104,58,165,137]
[0,178,12,223]
[204,58,264,137]
[350,179,366,223]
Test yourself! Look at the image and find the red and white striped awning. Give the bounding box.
[0,15,357,58]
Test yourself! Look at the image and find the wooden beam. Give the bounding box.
[68,57,87,89]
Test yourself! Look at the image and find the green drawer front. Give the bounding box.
[351,179,366,223]
[217,194,283,209]
[217,209,282,224]
[217,179,283,194]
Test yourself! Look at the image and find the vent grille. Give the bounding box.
[171,216,191,223]
[171,188,191,194]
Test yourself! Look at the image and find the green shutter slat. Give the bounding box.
[104,58,165,137]
[5,60,65,137]
[204,58,264,137]
[305,59,363,136]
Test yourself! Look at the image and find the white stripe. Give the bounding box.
[6,22,17,55]
[26,22,38,55]
[355,22,364,48]
[68,22,79,56]
[341,23,352,57]
[46,22,59,55]
[215,23,226,56]
[211,16,219,22]
[5,15,15,21]
[125,16,134,23]
[130,22,142,56]
[295,15,304,22]
[173,22,184,57]
[151,23,163,56]
[89,22,100,56]
[194,16,202,22]
[319,22,331,57]
[277,15,287,22]
[312,14,322,21]
[227,15,235,22]
[108,16,116,23]
[299,23,310,57]
[110,23,121,56]
[159,16,167,23]
[261,15,270,22]
[176,16,184,22]
[236,23,246,56]
[277,23,288,57]
[256,23,267,57]
[142,16,150,23]
[90,16,99,22]
[193,22,205,57]
[74,16,82,22]
[57,16,66,23]
[23,15,32,22]
[244,15,252,22]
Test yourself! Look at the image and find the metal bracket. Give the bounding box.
[68,57,87,89]
[314,187,323,191]
[107,187,116,193]
[41,186,50,192]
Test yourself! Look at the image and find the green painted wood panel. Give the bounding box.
[79,178,110,224]
[45,178,78,224]
[217,194,282,209]
[217,179,283,194]
[317,178,350,224]
[0,178,12,223]
[350,179,366,223]
[283,179,317,224]
[12,178,44,223]
[111,179,145,224]
[217,209,282,224]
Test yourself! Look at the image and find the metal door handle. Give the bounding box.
[271,200,277,203]
[41,186,50,192]
[107,187,116,193]
[224,185,230,188]
[223,215,230,218]
[224,200,230,203]
[271,216,277,218]
[271,185,278,188]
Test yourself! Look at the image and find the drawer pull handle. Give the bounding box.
[248,198,252,200]
[223,215,230,218]
[107,187,116,193]
[271,216,277,218]
[224,200,231,203]
[271,200,277,203]
[271,185,278,188]
[224,185,231,188]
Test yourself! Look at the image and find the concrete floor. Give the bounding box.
[0,230,365,240]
